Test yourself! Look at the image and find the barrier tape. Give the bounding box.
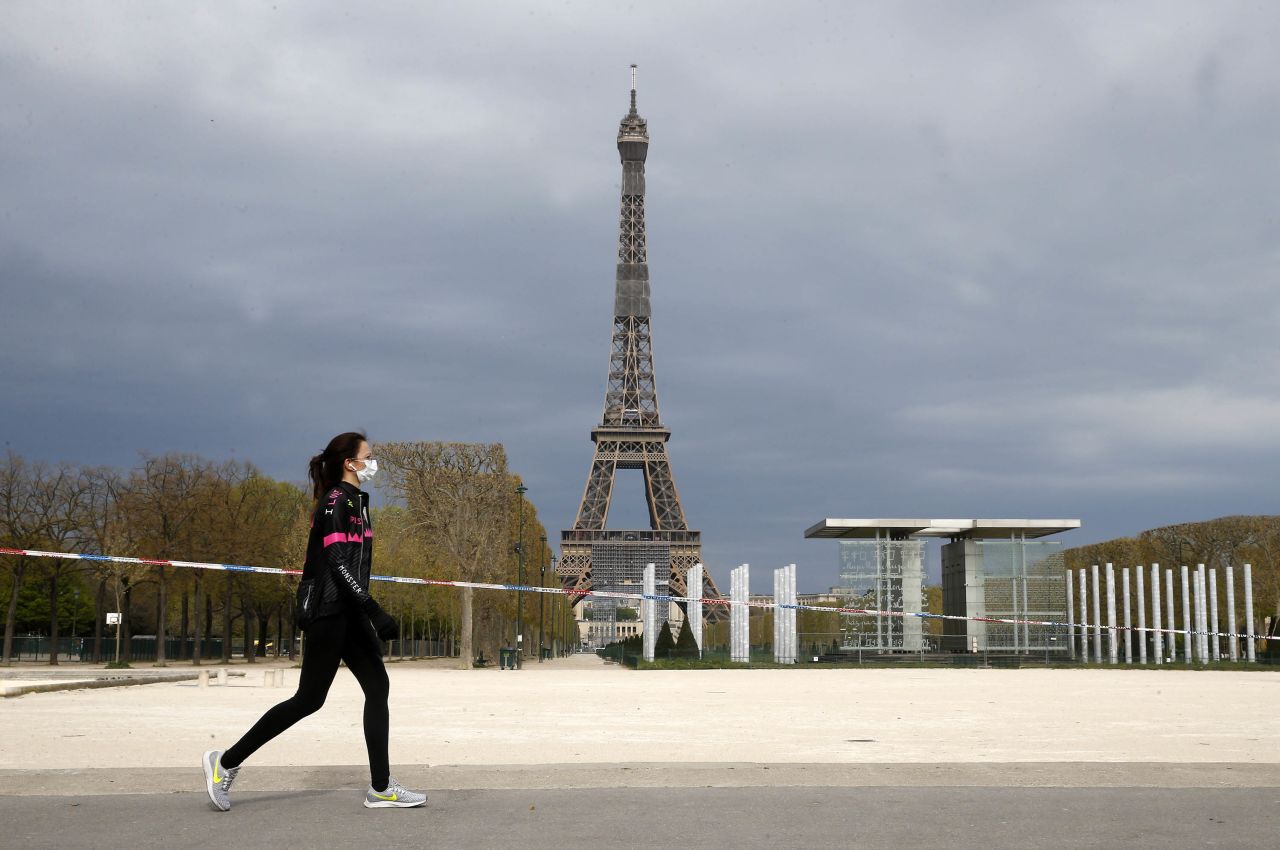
[1,547,1273,644]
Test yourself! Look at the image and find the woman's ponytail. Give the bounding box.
[308,432,367,500]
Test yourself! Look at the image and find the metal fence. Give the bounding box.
[610,624,1279,667]
[3,636,234,663]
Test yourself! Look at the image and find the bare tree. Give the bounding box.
[1,452,40,665]
[118,454,222,665]
[0,453,92,665]
[78,467,124,663]
[38,468,94,665]
[377,442,512,670]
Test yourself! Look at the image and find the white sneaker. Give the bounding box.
[363,777,427,808]
[202,750,240,812]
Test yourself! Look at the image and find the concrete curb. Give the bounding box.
[1,670,245,698]
[3,762,1278,796]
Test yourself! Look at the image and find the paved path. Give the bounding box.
[4,784,1277,849]
[3,657,1278,768]
[3,657,1278,846]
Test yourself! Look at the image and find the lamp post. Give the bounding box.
[538,535,547,662]
[515,483,527,667]
[71,588,80,662]
[550,554,559,656]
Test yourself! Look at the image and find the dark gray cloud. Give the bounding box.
[3,2,1279,591]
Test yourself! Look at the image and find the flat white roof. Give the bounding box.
[803,518,1081,540]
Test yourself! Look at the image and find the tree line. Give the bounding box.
[0,443,567,669]
[1062,515,1280,632]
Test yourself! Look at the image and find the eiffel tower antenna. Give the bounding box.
[558,68,724,633]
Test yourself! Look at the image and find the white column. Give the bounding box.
[1209,567,1219,662]
[1136,566,1147,664]
[772,567,781,664]
[687,563,704,657]
[782,564,788,663]
[1066,570,1076,660]
[772,564,796,665]
[1164,569,1175,663]
[1079,568,1089,662]
[1105,564,1118,664]
[1180,565,1192,664]
[1190,566,1202,663]
[1244,563,1256,663]
[1226,564,1238,662]
[783,563,793,665]
[1192,568,1203,660]
[1091,564,1103,662]
[642,563,656,662]
[773,565,792,665]
[1196,565,1208,663]
[730,565,738,662]
[731,564,750,663]
[1122,567,1132,664]
[1150,564,1162,665]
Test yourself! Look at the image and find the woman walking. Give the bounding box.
[202,432,426,811]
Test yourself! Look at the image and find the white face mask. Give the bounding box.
[352,458,377,484]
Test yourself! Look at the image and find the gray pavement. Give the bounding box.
[4,660,1278,847]
[2,764,1278,849]
[3,785,1278,849]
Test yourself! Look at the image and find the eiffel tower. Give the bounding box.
[558,67,723,623]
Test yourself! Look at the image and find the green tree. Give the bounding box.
[376,442,513,670]
[654,621,676,656]
[923,585,943,639]
[13,574,95,635]
[674,617,699,658]
[118,454,223,665]
[0,453,95,665]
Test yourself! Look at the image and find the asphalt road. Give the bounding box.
[4,785,1278,850]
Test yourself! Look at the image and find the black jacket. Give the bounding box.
[302,481,375,621]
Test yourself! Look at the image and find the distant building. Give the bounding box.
[805,519,1080,653]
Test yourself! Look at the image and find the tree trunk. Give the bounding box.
[47,570,60,666]
[448,595,456,657]
[155,565,167,666]
[204,592,214,660]
[221,582,233,663]
[274,605,282,658]
[92,578,105,663]
[288,604,297,662]
[3,561,26,665]
[180,591,189,662]
[458,585,473,670]
[257,604,270,659]
[243,599,256,664]
[192,575,203,666]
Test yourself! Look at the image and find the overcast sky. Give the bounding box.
[3,2,1279,592]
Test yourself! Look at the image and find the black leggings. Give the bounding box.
[221,611,390,789]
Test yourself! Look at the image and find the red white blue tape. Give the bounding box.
[0,547,1272,644]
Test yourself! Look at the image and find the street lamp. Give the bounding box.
[550,554,559,656]
[515,483,528,667]
[538,534,547,662]
[71,588,80,661]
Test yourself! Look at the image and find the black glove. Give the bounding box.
[365,601,398,642]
